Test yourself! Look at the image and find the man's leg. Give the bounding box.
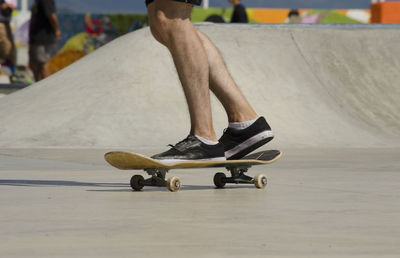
[147,0,272,160]
[196,31,258,123]
[42,62,51,79]
[0,23,12,61]
[29,62,40,81]
[196,31,273,159]
[148,0,217,141]
[29,44,52,82]
[29,62,48,82]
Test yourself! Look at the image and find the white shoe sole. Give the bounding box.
[225,130,274,159]
[157,157,227,164]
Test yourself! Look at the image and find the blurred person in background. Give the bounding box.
[228,0,248,23]
[288,9,301,23]
[29,0,61,81]
[0,0,15,69]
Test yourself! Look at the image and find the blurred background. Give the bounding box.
[1,0,399,88]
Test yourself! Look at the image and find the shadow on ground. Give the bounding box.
[0,179,255,192]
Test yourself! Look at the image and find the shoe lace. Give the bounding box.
[167,135,194,152]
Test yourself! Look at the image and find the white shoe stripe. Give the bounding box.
[158,157,227,164]
[225,130,274,159]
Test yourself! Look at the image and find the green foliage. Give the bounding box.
[191,7,233,22]
[106,14,148,35]
[306,10,361,23]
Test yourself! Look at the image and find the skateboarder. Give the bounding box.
[146,0,274,162]
[29,0,61,81]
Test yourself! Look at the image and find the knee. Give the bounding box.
[149,20,164,45]
[148,9,177,47]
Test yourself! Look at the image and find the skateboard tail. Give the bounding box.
[104,151,162,170]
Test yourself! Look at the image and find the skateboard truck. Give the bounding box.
[213,166,268,189]
[130,168,182,192]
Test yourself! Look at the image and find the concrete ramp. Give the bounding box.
[0,24,399,148]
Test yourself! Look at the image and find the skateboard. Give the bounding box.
[104,150,282,192]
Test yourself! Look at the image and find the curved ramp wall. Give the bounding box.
[0,24,399,148]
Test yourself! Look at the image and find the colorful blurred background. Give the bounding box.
[3,0,400,84]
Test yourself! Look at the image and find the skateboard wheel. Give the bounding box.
[254,174,267,189]
[213,172,226,188]
[167,176,181,192]
[130,175,144,191]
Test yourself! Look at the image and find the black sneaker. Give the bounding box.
[152,135,226,163]
[219,117,274,160]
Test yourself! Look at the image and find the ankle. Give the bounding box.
[228,118,258,130]
[227,112,258,123]
[195,135,219,145]
[192,130,217,142]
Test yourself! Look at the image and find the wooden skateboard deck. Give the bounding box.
[105,150,281,170]
[104,150,282,192]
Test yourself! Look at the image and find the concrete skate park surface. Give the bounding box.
[1,24,400,257]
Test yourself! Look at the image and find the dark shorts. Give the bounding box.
[29,43,55,64]
[145,0,202,7]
